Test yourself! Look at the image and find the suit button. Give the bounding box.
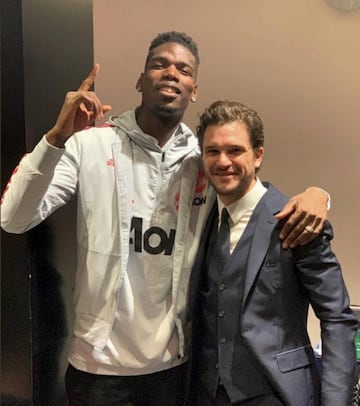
[220,337,226,344]
[218,310,225,318]
[219,283,225,291]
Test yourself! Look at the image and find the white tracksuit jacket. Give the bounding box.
[1,110,215,362]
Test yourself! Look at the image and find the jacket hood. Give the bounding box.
[108,110,145,134]
[107,110,200,160]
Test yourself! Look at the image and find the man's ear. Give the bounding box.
[190,83,198,102]
[135,73,144,92]
[255,147,265,169]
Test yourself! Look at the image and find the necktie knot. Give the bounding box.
[221,207,229,225]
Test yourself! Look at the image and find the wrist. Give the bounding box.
[306,186,331,210]
[45,128,67,149]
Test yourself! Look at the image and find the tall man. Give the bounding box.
[189,100,357,406]
[1,32,329,405]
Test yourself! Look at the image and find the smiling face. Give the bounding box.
[202,121,264,205]
[136,42,198,120]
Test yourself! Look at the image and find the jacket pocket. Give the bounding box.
[276,345,315,373]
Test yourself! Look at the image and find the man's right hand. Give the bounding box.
[46,64,112,148]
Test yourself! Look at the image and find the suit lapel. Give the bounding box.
[239,184,288,309]
[188,204,218,312]
[241,205,278,308]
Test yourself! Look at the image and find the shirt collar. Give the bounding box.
[217,178,267,225]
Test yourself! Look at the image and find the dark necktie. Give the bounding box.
[217,208,230,265]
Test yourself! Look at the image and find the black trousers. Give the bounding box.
[194,381,285,406]
[65,363,188,406]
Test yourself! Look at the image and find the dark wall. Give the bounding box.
[1,2,31,404]
[1,1,93,404]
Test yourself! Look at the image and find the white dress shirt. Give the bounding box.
[217,178,267,254]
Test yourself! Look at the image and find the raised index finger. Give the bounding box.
[78,63,100,91]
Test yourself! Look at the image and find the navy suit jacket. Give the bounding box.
[189,182,357,406]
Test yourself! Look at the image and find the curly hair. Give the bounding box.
[146,31,200,66]
[196,100,264,151]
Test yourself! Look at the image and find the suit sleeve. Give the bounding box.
[1,136,79,233]
[293,221,358,405]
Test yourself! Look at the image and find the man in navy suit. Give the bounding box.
[188,100,358,405]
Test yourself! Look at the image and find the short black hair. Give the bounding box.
[197,100,264,151]
[146,31,200,66]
